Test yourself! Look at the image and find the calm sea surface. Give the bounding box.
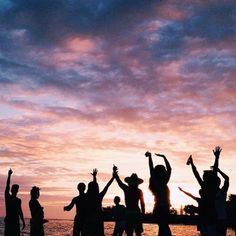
[0,218,234,236]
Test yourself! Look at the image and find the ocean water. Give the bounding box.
[0,218,234,236]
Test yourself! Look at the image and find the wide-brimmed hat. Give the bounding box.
[124,173,143,185]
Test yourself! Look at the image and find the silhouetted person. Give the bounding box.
[4,169,25,236]
[213,168,229,236]
[29,186,48,236]
[84,168,114,236]
[187,153,218,236]
[64,182,87,236]
[145,152,172,236]
[210,146,229,236]
[112,196,126,236]
[178,187,204,234]
[113,166,145,236]
[227,194,236,236]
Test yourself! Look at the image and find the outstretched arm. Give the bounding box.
[155,153,172,182]
[5,169,13,196]
[217,168,229,194]
[100,176,114,199]
[145,151,154,176]
[178,187,198,201]
[187,155,203,187]
[64,198,75,211]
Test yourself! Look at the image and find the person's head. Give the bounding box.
[11,184,19,196]
[30,186,40,199]
[124,173,143,187]
[203,170,214,182]
[77,182,86,194]
[87,181,99,196]
[114,196,120,205]
[153,165,167,180]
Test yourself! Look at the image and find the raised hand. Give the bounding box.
[178,187,183,192]
[113,164,118,172]
[186,155,193,165]
[213,146,222,158]
[91,168,98,177]
[113,165,118,178]
[145,151,151,158]
[8,169,13,176]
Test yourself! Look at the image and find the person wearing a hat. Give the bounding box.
[113,166,145,236]
[29,186,48,236]
[145,152,172,236]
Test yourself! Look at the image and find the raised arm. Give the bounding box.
[145,151,154,176]
[187,155,203,187]
[212,146,222,175]
[91,168,98,183]
[64,198,75,211]
[155,153,172,182]
[5,169,13,196]
[113,167,127,191]
[217,168,229,194]
[178,187,198,201]
[100,176,114,199]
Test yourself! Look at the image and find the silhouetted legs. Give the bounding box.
[125,213,143,236]
[158,224,172,236]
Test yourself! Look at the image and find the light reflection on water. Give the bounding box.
[0,218,234,236]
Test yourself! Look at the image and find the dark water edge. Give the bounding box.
[0,218,234,236]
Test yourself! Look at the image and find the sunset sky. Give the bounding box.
[0,0,236,219]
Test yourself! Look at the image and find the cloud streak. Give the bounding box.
[0,0,236,218]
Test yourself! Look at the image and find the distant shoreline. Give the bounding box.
[0,215,233,227]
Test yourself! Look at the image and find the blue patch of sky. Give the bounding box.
[0,0,13,13]
[181,52,236,76]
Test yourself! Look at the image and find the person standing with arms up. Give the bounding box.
[145,151,172,236]
[4,168,25,236]
[113,166,145,236]
[84,168,114,236]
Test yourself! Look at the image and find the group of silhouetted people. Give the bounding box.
[179,146,232,236]
[4,169,47,236]
[3,147,236,236]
